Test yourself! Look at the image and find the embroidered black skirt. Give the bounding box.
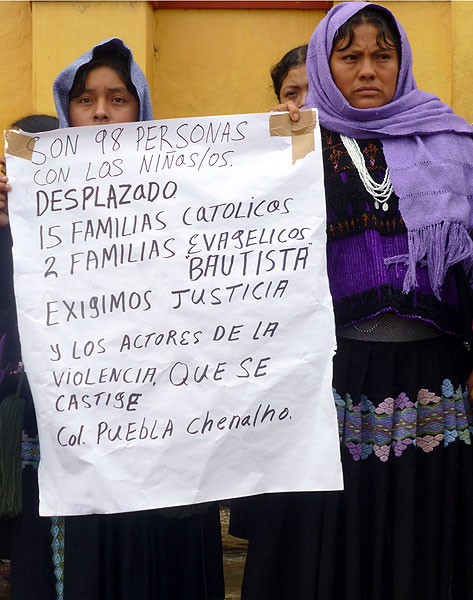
[231,335,473,600]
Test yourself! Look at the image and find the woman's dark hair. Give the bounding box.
[11,114,59,133]
[271,45,308,101]
[69,45,139,104]
[332,6,401,62]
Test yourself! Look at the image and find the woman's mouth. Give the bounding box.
[355,87,380,94]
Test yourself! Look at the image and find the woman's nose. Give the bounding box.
[93,98,109,121]
[358,57,376,79]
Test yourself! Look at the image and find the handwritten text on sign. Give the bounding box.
[6,111,342,516]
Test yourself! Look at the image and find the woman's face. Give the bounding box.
[69,66,139,127]
[279,64,309,108]
[329,23,399,109]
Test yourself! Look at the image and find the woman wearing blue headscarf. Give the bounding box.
[232,4,473,599]
[1,39,224,600]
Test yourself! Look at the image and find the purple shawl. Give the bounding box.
[304,2,473,297]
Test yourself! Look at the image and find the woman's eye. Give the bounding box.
[342,54,357,62]
[78,97,92,104]
[112,97,126,103]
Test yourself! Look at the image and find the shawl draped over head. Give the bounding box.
[53,38,153,129]
[304,2,473,298]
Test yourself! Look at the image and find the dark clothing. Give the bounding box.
[230,133,473,600]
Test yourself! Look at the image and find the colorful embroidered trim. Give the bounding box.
[51,516,65,600]
[334,379,473,462]
[21,434,40,469]
[327,211,406,240]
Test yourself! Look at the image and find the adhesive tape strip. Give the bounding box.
[269,109,316,164]
[5,130,35,161]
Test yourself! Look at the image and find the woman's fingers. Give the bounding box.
[271,101,300,121]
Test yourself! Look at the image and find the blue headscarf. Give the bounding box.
[53,38,153,128]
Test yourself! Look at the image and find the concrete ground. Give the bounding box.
[220,506,248,599]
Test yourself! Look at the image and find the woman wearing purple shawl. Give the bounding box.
[232,3,473,599]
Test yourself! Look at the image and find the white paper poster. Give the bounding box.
[5,110,342,516]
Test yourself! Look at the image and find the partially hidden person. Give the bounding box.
[270,44,308,108]
[0,113,60,593]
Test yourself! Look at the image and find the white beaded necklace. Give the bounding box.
[340,134,394,212]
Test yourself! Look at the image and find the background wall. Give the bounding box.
[1,1,33,135]
[1,0,472,155]
[379,1,453,107]
[153,7,325,118]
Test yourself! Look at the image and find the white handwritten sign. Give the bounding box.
[5,111,342,516]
